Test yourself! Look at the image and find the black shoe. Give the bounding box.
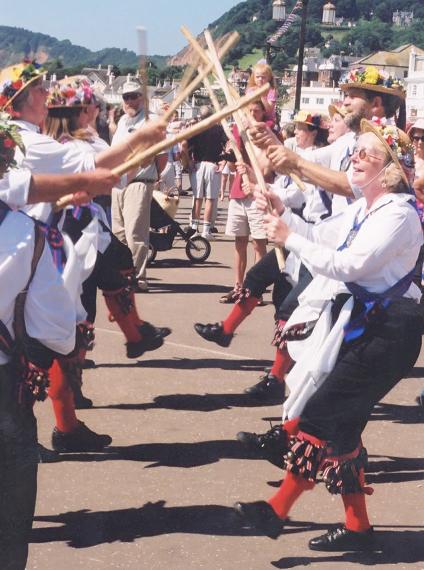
[309,525,375,552]
[210,226,219,234]
[126,322,165,358]
[178,189,189,196]
[184,227,197,238]
[154,326,172,338]
[194,322,233,347]
[37,443,60,463]
[234,500,285,539]
[52,421,112,453]
[237,424,288,467]
[82,358,96,369]
[244,373,285,401]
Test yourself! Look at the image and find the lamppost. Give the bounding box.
[266,0,286,63]
[294,0,309,112]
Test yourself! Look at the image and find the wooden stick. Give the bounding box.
[202,29,285,270]
[111,83,269,177]
[53,84,270,211]
[161,31,239,123]
[137,26,149,121]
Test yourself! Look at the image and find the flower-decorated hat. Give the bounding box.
[293,110,329,129]
[47,78,95,108]
[340,66,405,99]
[0,60,46,111]
[0,112,25,172]
[360,117,414,184]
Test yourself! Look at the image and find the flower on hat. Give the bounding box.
[370,117,414,168]
[363,67,380,85]
[0,60,46,110]
[47,79,94,108]
[340,66,405,95]
[0,112,25,171]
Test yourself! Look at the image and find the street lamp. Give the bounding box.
[294,0,309,112]
[266,0,287,63]
[272,0,286,21]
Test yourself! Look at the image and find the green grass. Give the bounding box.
[238,48,264,69]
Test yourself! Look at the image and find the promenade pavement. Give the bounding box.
[28,195,424,570]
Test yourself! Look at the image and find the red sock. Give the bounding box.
[343,469,371,532]
[103,292,142,342]
[282,417,300,436]
[268,470,315,519]
[270,345,293,382]
[48,359,78,433]
[222,296,260,334]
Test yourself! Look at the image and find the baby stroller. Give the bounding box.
[148,190,211,265]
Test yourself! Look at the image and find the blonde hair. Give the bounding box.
[247,63,276,89]
[44,108,92,142]
[383,162,410,194]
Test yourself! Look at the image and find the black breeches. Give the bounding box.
[299,298,423,455]
[276,264,313,321]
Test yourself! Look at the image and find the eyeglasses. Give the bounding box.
[122,92,141,102]
[412,135,424,142]
[352,147,385,161]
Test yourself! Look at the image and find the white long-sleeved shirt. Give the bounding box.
[12,120,96,224]
[283,192,422,300]
[0,204,76,364]
[0,168,32,209]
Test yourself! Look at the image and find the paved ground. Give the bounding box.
[28,195,424,569]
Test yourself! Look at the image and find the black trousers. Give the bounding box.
[0,364,38,570]
[63,213,134,323]
[299,297,423,455]
[243,248,313,321]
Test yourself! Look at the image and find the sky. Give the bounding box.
[1,0,242,56]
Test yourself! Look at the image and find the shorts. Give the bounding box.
[190,161,221,199]
[225,196,267,239]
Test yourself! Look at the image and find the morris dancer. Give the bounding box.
[235,119,422,552]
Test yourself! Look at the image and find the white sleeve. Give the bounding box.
[21,133,95,175]
[0,169,31,208]
[284,205,420,283]
[25,240,76,355]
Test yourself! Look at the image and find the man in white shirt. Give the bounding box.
[111,80,167,291]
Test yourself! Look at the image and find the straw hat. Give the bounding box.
[0,60,46,111]
[360,118,414,184]
[339,66,405,99]
[328,102,348,119]
[407,118,424,138]
[293,110,329,129]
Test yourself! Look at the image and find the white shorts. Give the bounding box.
[225,196,267,239]
[190,161,221,199]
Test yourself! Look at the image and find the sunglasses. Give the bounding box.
[123,92,141,101]
[412,135,424,142]
[352,147,385,161]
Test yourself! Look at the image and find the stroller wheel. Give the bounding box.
[147,243,157,265]
[185,236,211,263]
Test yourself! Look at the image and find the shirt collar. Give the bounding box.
[11,120,40,133]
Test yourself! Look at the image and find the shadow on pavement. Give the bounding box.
[95,357,272,372]
[95,391,282,412]
[271,529,424,568]
[406,366,424,378]
[53,439,271,467]
[149,259,230,270]
[365,454,424,485]
[148,282,233,294]
[31,504,330,548]
[370,402,423,424]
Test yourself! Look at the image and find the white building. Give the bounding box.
[405,48,424,120]
[280,82,342,123]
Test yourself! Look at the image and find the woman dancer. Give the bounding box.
[234,119,422,552]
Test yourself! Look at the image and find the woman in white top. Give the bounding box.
[235,120,422,553]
